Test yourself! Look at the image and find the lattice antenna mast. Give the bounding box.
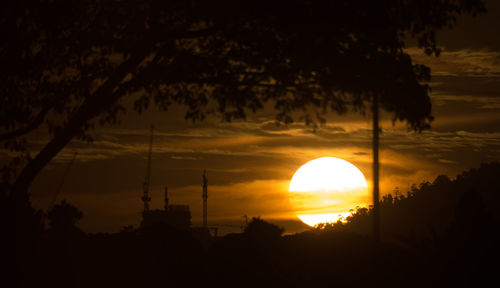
[164,186,169,211]
[50,152,78,208]
[142,125,154,213]
[202,169,208,228]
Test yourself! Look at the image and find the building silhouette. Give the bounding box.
[141,186,191,229]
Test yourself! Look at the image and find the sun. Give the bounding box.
[288,157,369,227]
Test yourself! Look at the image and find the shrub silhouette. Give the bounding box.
[47,199,83,234]
[244,217,284,241]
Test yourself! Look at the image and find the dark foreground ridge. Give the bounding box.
[3,162,500,287]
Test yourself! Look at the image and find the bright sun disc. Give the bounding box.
[288,157,369,227]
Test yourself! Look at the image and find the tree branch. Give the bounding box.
[0,106,51,142]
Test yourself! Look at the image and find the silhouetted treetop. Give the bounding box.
[244,217,285,240]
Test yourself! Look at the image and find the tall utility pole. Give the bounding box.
[372,94,380,242]
[202,169,208,228]
[142,125,154,213]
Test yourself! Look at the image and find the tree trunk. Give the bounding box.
[372,93,380,242]
[11,49,149,196]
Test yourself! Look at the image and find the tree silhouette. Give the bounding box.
[47,199,83,233]
[1,0,486,231]
[244,217,284,241]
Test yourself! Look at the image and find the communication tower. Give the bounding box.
[142,125,154,213]
[202,170,208,228]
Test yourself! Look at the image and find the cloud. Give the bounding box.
[170,155,200,160]
[438,159,458,164]
[44,119,500,186]
[259,121,289,132]
[407,48,500,77]
[432,94,500,109]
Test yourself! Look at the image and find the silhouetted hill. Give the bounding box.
[318,162,500,245]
